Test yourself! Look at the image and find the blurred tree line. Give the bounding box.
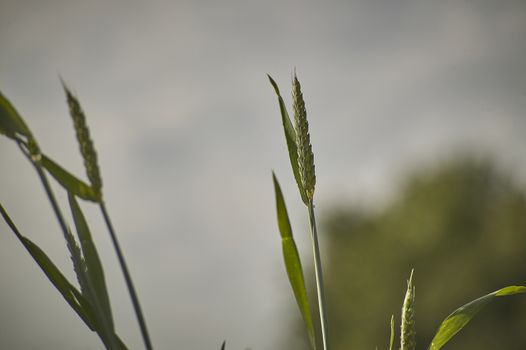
[280,157,526,350]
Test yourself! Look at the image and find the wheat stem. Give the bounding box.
[99,202,153,350]
[308,200,329,350]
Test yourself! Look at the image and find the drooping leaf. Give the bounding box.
[68,193,117,348]
[0,203,94,329]
[40,154,101,202]
[0,203,129,348]
[0,90,31,139]
[428,285,526,350]
[268,75,308,204]
[272,173,315,349]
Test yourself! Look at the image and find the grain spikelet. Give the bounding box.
[62,82,102,196]
[401,269,416,350]
[292,73,315,202]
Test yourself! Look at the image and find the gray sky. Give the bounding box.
[1,0,526,349]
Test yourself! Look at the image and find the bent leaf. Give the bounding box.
[429,285,526,350]
[272,173,315,349]
[0,203,94,329]
[40,154,101,202]
[268,75,308,204]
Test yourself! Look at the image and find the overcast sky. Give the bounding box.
[1,1,526,349]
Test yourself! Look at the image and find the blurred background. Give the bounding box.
[1,0,526,349]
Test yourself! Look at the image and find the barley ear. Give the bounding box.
[292,72,315,202]
[401,269,416,350]
[61,81,103,197]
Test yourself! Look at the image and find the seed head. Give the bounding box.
[62,82,102,196]
[292,73,315,202]
[401,269,416,350]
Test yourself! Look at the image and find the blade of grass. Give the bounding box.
[428,285,526,350]
[0,206,129,349]
[0,202,95,329]
[69,193,118,349]
[268,75,308,204]
[273,173,316,349]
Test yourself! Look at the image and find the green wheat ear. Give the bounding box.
[401,269,416,350]
[292,72,316,202]
[61,81,103,197]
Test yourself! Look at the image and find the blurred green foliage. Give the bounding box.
[282,157,526,350]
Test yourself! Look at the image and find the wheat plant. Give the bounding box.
[268,72,526,350]
[0,84,152,349]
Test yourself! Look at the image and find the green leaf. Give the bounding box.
[0,203,94,329]
[272,173,315,349]
[40,154,101,202]
[68,193,117,348]
[0,90,31,139]
[268,75,308,204]
[1,202,128,349]
[428,285,526,350]
[389,315,395,350]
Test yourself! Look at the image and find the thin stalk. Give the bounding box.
[99,202,153,350]
[307,200,329,350]
[17,141,70,241]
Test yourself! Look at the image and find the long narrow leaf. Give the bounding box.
[40,154,101,202]
[428,285,526,350]
[272,173,315,349]
[0,90,31,139]
[68,192,117,348]
[268,75,308,204]
[0,203,94,329]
